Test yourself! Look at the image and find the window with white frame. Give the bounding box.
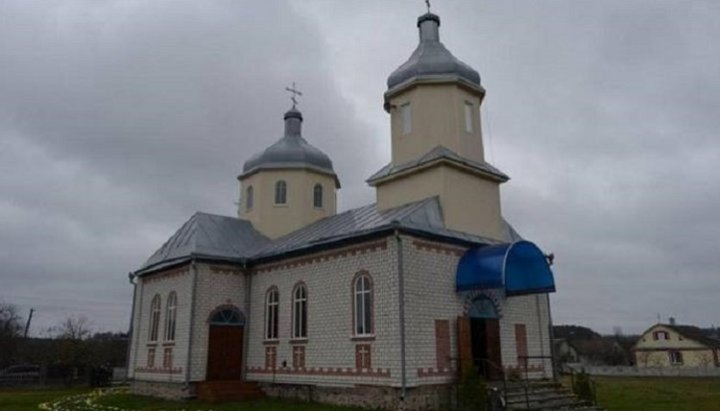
[670,350,683,364]
[148,294,161,342]
[246,186,254,210]
[292,283,307,339]
[464,102,474,133]
[313,184,323,208]
[275,180,287,204]
[401,103,412,135]
[265,288,279,340]
[353,273,373,336]
[164,291,177,342]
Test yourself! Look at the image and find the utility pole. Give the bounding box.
[23,308,34,338]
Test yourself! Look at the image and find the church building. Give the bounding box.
[127,10,557,410]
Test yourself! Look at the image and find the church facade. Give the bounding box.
[127,11,556,410]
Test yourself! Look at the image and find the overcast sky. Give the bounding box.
[1,0,718,336]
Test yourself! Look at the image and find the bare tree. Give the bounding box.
[0,302,23,339]
[57,316,92,340]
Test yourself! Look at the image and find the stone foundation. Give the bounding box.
[130,380,195,400]
[258,383,455,411]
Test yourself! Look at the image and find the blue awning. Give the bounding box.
[456,241,556,295]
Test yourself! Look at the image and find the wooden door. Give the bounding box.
[457,316,473,376]
[484,319,503,380]
[207,325,244,380]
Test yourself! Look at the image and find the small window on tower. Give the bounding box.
[313,184,323,208]
[275,180,287,204]
[246,186,254,210]
[401,103,411,135]
[464,102,474,133]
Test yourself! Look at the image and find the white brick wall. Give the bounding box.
[402,238,553,385]
[245,239,402,387]
[128,234,554,389]
[128,266,193,383]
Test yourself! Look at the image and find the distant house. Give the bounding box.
[634,323,720,368]
[554,338,628,366]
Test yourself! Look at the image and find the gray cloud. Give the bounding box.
[1,0,718,334]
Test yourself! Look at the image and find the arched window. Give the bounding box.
[164,292,177,341]
[275,180,287,204]
[149,294,161,342]
[353,273,373,336]
[209,307,244,325]
[292,283,307,339]
[313,184,323,208]
[265,288,279,340]
[246,186,254,210]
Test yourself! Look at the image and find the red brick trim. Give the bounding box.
[417,367,455,378]
[247,366,390,378]
[255,240,388,273]
[209,265,243,275]
[505,364,545,373]
[134,366,183,374]
[412,240,466,257]
[143,266,190,284]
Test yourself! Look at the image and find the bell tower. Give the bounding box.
[369,11,509,240]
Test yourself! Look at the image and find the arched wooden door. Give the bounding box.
[458,296,503,379]
[206,307,245,381]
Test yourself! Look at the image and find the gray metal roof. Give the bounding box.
[240,108,339,187]
[367,145,509,184]
[137,197,523,275]
[387,13,481,91]
[138,212,271,274]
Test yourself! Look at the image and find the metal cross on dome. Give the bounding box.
[285,82,303,108]
[425,0,431,13]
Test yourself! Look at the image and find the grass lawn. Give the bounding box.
[97,392,368,411]
[564,376,720,411]
[0,387,89,411]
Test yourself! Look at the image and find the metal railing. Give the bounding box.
[517,355,555,410]
[567,365,598,406]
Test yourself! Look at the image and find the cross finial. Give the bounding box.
[425,0,431,13]
[285,82,303,108]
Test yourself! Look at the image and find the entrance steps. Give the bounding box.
[196,380,265,402]
[494,380,604,411]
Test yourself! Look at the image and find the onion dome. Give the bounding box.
[240,107,339,187]
[386,13,481,90]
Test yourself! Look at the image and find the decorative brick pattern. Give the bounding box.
[143,266,190,284]
[134,366,183,374]
[209,265,243,275]
[255,240,388,273]
[247,366,390,378]
[265,346,277,369]
[411,239,465,256]
[292,345,306,369]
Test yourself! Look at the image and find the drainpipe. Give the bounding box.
[394,226,407,403]
[242,260,251,381]
[185,261,199,388]
[546,294,557,380]
[131,273,145,380]
[126,273,137,377]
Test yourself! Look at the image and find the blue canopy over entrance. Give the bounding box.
[456,241,556,296]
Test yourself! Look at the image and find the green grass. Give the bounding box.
[98,393,369,410]
[564,376,720,411]
[0,386,89,411]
